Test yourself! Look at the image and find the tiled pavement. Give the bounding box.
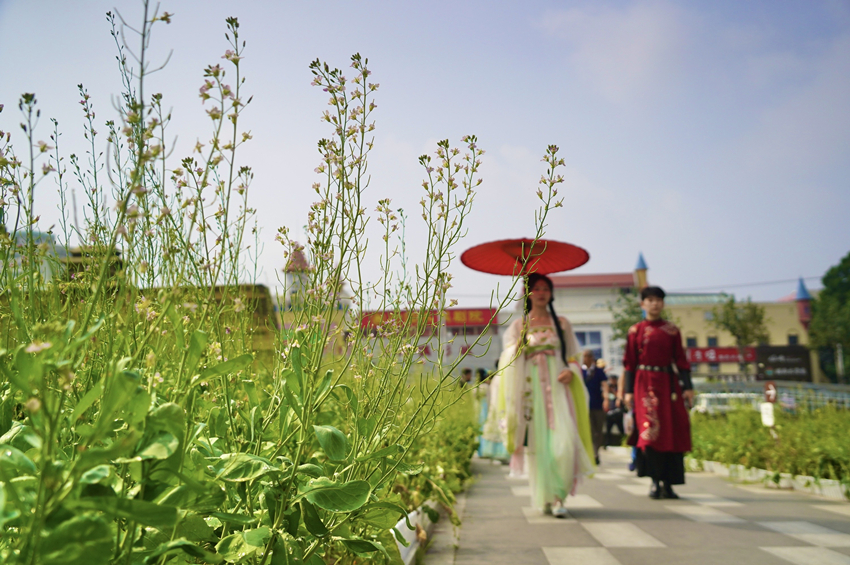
[426,448,850,565]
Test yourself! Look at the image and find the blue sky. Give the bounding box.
[1,0,847,304]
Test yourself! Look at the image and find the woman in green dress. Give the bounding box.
[494,273,595,516]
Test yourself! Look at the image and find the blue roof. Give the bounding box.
[796,277,812,301]
[635,253,647,270]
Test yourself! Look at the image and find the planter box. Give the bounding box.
[692,458,848,501]
[395,501,440,565]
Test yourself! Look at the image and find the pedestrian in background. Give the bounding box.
[605,374,625,447]
[623,286,694,499]
[459,367,473,387]
[582,350,609,465]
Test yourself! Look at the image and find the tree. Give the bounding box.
[809,250,850,383]
[709,297,769,375]
[609,289,644,342]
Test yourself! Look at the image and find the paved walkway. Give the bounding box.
[426,447,850,565]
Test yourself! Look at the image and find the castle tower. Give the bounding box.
[633,253,648,289]
[796,277,812,330]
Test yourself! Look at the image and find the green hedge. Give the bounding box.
[691,407,850,483]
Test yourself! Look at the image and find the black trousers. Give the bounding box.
[636,446,685,485]
[605,410,624,445]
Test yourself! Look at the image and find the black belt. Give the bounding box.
[638,364,672,372]
[638,364,679,400]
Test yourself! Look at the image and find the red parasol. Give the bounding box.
[461,238,589,276]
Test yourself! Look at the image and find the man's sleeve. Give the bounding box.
[623,325,637,394]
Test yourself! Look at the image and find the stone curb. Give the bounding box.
[689,458,850,501]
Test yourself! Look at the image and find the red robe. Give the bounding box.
[623,319,691,453]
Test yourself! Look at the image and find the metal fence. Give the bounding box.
[694,380,850,412]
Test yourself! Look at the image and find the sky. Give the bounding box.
[1,0,848,306]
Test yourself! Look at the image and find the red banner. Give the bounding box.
[361,308,497,329]
[686,347,756,364]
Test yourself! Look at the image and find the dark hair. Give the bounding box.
[640,286,666,300]
[524,272,568,366]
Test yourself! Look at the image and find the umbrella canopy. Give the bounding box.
[461,238,589,276]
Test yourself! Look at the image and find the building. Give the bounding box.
[549,271,636,374]
[667,278,825,382]
[359,307,505,379]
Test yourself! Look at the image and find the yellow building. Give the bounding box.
[666,279,824,382]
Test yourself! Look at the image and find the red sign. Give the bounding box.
[686,347,756,364]
[361,308,497,329]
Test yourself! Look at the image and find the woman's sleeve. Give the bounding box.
[502,317,523,349]
[673,327,693,390]
[497,317,525,453]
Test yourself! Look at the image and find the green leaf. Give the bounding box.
[144,538,224,564]
[174,512,216,542]
[356,416,376,438]
[70,317,104,351]
[133,430,179,461]
[216,532,256,563]
[68,497,178,528]
[146,402,186,439]
[283,368,301,400]
[338,537,390,558]
[271,534,303,565]
[79,465,112,485]
[123,387,152,427]
[0,445,36,476]
[71,382,103,424]
[296,463,324,478]
[243,526,271,547]
[155,482,226,513]
[301,477,370,512]
[0,421,42,451]
[313,425,349,461]
[334,384,358,414]
[200,353,254,380]
[387,457,424,476]
[75,429,141,474]
[315,369,334,402]
[186,330,208,376]
[13,346,43,393]
[284,505,301,537]
[39,513,112,565]
[210,511,258,526]
[0,483,21,529]
[165,304,185,351]
[213,452,283,482]
[355,444,404,462]
[380,529,406,564]
[422,504,440,523]
[359,506,405,529]
[392,527,410,548]
[291,345,304,393]
[362,501,414,530]
[282,380,302,418]
[300,500,328,537]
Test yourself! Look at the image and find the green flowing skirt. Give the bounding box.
[526,355,595,510]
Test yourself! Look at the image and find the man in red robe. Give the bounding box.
[624,286,694,499]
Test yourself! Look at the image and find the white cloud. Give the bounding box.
[728,33,850,192]
[538,1,690,103]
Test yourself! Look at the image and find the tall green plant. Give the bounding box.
[0,3,568,564]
